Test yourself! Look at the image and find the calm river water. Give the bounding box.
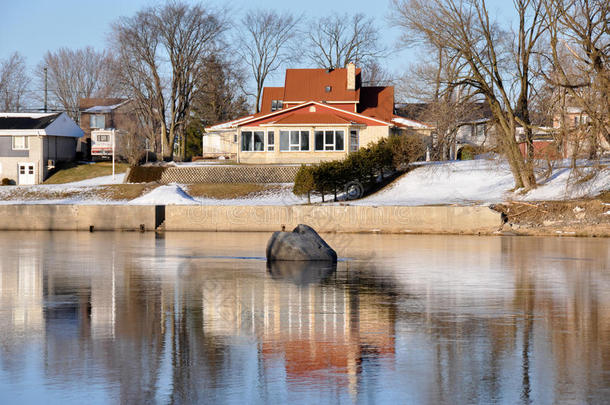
[0,231,608,404]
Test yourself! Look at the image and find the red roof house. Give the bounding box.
[206,63,427,164]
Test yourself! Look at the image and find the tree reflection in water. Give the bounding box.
[0,231,607,404]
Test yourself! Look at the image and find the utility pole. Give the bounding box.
[44,67,48,113]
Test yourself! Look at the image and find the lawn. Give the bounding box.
[44,162,130,184]
[185,183,280,199]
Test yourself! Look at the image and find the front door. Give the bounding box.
[18,163,36,185]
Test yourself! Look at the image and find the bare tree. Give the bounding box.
[392,0,547,190]
[0,52,30,112]
[543,0,609,155]
[307,13,387,70]
[112,1,226,161]
[238,9,298,113]
[36,47,116,119]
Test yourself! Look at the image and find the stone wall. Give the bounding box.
[126,165,300,184]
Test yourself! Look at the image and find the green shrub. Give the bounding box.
[457,145,483,160]
[292,135,426,201]
[388,134,426,168]
[293,165,316,203]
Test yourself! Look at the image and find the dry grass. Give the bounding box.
[96,184,159,200]
[0,184,158,202]
[44,162,130,184]
[186,183,279,199]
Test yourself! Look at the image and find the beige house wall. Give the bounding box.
[0,136,44,184]
[359,126,390,148]
[237,125,391,164]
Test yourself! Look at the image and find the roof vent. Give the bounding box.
[325,85,332,93]
[309,106,317,112]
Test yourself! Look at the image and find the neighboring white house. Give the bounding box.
[0,112,83,185]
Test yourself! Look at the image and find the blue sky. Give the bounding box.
[0,0,515,99]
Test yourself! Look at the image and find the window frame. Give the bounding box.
[90,114,105,129]
[314,129,345,152]
[267,131,275,151]
[279,130,310,152]
[240,130,267,152]
[12,136,29,150]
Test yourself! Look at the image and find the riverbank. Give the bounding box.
[494,196,610,237]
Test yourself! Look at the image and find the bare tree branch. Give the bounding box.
[111,1,226,160]
[0,52,30,112]
[307,13,387,69]
[237,9,299,113]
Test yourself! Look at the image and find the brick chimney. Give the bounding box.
[346,62,356,91]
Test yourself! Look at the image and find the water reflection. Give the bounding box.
[0,232,608,404]
[267,260,337,285]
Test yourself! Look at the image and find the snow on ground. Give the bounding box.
[129,184,196,205]
[0,158,607,206]
[62,173,126,186]
[354,157,610,206]
[128,183,308,206]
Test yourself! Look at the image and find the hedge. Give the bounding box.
[293,135,425,202]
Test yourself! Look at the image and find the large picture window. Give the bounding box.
[279,130,309,151]
[241,131,264,151]
[315,130,344,151]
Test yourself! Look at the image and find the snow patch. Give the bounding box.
[129,184,197,205]
[353,158,610,206]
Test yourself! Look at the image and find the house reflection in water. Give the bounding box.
[200,259,397,398]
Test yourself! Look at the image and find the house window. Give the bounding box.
[315,130,344,151]
[90,114,105,129]
[267,131,275,151]
[12,136,29,150]
[476,123,486,138]
[325,86,332,92]
[271,100,283,112]
[97,134,109,142]
[350,130,359,152]
[279,130,309,151]
[241,131,264,151]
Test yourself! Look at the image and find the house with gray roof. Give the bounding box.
[0,112,83,184]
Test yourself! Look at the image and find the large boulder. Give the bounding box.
[266,224,337,262]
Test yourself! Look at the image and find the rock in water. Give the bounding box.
[266,224,337,262]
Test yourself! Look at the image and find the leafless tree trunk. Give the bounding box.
[112,2,226,161]
[0,52,30,112]
[392,0,542,190]
[307,13,387,70]
[238,9,298,113]
[36,47,116,119]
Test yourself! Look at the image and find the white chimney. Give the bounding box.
[346,62,356,91]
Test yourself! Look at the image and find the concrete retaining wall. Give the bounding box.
[0,204,503,234]
[0,205,156,231]
[164,205,502,234]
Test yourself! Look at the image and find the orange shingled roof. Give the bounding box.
[283,68,361,102]
[273,112,352,125]
[260,87,285,114]
[358,86,395,122]
[239,102,391,127]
